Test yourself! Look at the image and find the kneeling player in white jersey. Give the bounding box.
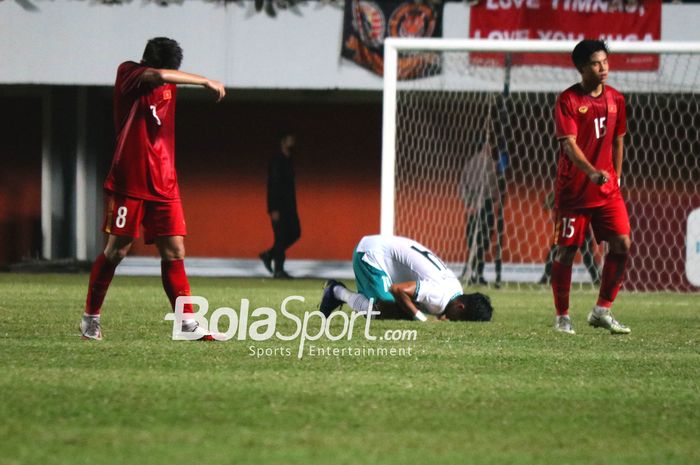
[319,235,493,322]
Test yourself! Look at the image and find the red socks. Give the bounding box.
[161,259,194,314]
[85,253,117,316]
[551,260,572,316]
[86,255,194,316]
[597,252,628,308]
[551,252,628,316]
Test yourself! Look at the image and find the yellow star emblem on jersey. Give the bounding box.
[578,106,589,114]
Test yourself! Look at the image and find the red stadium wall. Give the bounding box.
[0,97,42,266]
[127,100,382,260]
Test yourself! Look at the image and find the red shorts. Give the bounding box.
[103,193,187,244]
[553,196,630,247]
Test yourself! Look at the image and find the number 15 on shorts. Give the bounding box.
[561,217,576,239]
[556,215,585,247]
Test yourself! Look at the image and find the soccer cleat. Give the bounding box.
[319,279,346,317]
[273,270,293,280]
[259,251,273,274]
[80,314,103,341]
[587,308,631,334]
[554,315,576,335]
[181,320,216,341]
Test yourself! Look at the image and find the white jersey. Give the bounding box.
[356,235,463,315]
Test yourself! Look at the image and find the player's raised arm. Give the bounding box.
[389,281,427,321]
[141,68,226,102]
[560,136,610,185]
[80,37,222,341]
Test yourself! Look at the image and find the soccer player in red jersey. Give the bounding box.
[551,39,631,335]
[80,37,225,340]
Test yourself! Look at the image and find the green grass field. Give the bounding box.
[0,273,698,465]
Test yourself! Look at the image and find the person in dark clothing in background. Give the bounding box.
[260,132,300,279]
[460,139,500,286]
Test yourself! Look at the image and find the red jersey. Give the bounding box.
[554,83,626,210]
[104,61,180,201]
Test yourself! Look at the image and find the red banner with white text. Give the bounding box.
[469,0,661,70]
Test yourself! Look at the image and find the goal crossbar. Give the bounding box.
[384,38,700,54]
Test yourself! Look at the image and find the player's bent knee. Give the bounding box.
[555,245,577,265]
[104,246,130,264]
[610,235,631,254]
[156,236,185,261]
[103,234,134,263]
[103,238,133,264]
[160,248,185,261]
[160,245,185,261]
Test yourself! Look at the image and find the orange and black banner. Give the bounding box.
[341,0,444,80]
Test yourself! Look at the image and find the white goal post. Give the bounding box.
[381,39,700,290]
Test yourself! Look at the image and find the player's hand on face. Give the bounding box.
[205,80,226,102]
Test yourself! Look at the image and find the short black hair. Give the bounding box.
[142,37,183,70]
[448,292,493,322]
[571,39,609,71]
[277,130,295,142]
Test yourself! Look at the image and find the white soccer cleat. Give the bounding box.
[554,315,576,335]
[181,320,215,341]
[80,314,103,341]
[587,308,631,335]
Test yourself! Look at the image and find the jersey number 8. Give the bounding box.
[115,206,128,229]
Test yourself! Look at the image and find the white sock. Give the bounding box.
[333,285,351,301]
[594,305,610,315]
[333,286,371,313]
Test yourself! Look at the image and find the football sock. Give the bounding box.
[85,253,117,316]
[333,285,371,314]
[597,252,628,308]
[161,259,194,314]
[592,305,611,316]
[551,260,572,316]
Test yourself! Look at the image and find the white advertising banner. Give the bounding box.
[686,208,700,287]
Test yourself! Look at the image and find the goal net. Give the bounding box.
[381,39,700,291]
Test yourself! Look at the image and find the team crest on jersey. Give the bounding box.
[163,89,172,100]
[578,106,588,114]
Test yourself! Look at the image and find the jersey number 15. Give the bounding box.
[594,117,607,139]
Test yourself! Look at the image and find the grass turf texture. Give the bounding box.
[0,273,698,465]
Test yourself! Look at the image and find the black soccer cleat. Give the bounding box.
[319,279,346,317]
